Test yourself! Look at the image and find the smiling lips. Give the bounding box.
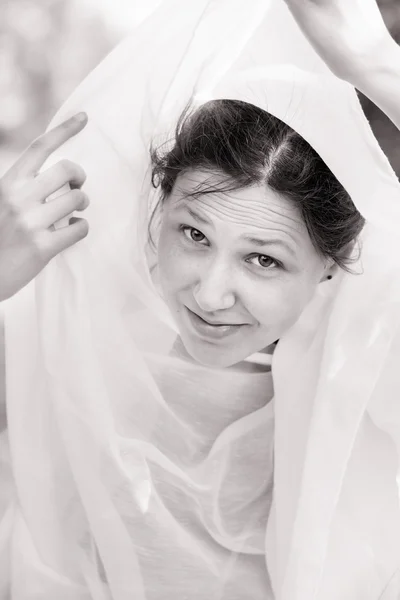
[185,307,247,340]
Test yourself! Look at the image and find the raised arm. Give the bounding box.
[0,113,89,302]
[0,114,90,430]
[353,40,400,133]
[283,0,400,132]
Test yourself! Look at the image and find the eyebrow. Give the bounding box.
[243,235,296,257]
[186,205,211,226]
[184,205,297,257]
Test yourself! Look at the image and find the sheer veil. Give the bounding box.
[2,0,400,598]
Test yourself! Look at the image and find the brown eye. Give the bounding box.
[247,254,280,270]
[258,255,274,268]
[191,228,205,242]
[182,226,207,244]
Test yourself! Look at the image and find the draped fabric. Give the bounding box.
[2,0,400,598]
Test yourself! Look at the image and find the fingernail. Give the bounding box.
[74,112,88,123]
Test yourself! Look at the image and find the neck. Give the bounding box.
[170,337,274,374]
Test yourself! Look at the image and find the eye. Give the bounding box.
[182,226,208,245]
[247,254,281,270]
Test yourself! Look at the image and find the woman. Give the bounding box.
[1,0,400,598]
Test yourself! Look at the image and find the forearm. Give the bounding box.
[348,39,400,132]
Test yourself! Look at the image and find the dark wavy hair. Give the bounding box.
[150,99,365,271]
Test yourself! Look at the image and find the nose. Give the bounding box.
[192,261,236,313]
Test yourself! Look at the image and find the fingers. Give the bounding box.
[28,189,90,230]
[29,160,87,204]
[45,216,89,259]
[4,113,88,181]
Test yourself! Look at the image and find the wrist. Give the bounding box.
[343,37,400,89]
[340,37,400,131]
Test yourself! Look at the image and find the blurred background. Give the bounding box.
[0,0,162,173]
[1,0,400,176]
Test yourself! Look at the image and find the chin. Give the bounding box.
[180,336,247,369]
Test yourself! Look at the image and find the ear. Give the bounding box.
[319,261,339,283]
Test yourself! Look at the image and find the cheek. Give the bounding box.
[246,275,318,331]
[157,225,195,293]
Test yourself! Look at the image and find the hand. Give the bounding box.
[0,113,89,302]
[283,0,394,82]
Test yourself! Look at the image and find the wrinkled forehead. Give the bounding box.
[168,169,308,242]
[190,68,400,234]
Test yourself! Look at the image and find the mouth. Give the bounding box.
[184,307,247,340]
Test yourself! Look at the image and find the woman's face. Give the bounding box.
[157,169,331,368]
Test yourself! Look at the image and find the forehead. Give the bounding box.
[167,169,308,242]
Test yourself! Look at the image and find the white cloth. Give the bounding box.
[2,0,400,598]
